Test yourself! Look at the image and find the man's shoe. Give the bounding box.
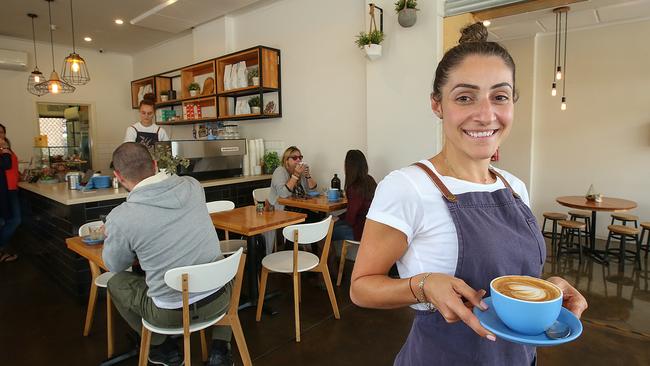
[208,340,233,366]
[147,338,184,366]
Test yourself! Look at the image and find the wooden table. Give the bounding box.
[556,196,637,264]
[210,206,307,309]
[278,195,348,213]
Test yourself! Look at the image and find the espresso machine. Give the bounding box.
[157,139,246,180]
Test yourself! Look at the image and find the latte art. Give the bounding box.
[493,276,561,302]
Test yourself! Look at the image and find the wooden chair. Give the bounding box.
[605,225,641,269]
[541,212,568,257]
[206,200,247,255]
[256,216,340,342]
[79,221,115,358]
[138,248,251,366]
[610,213,639,242]
[568,210,592,246]
[556,220,586,263]
[337,240,360,286]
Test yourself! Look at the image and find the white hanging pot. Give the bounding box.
[398,8,417,28]
[364,44,382,61]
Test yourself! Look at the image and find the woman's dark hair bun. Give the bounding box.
[458,22,488,44]
[143,93,156,102]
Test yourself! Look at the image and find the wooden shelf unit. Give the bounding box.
[131,77,155,109]
[130,46,281,123]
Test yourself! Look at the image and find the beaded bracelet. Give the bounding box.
[418,272,438,313]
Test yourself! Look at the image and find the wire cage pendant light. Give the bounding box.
[551,6,569,110]
[27,13,48,96]
[61,0,90,85]
[35,0,75,94]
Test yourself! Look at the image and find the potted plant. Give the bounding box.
[248,68,259,86]
[355,29,385,60]
[248,95,261,114]
[395,0,419,28]
[188,82,200,97]
[262,151,280,174]
[150,144,190,175]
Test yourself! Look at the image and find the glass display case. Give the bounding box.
[33,146,89,171]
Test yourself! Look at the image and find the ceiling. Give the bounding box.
[0,0,266,54]
[485,0,650,40]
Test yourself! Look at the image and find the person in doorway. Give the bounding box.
[0,123,20,262]
[332,149,376,242]
[124,93,169,148]
[103,142,233,366]
[350,23,587,365]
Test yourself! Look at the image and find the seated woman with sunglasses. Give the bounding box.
[269,146,318,211]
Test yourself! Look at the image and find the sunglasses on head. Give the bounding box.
[289,155,304,161]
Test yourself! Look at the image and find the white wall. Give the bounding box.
[0,35,133,172]
[366,0,444,179]
[499,20,650,238]
[131,0,446,186]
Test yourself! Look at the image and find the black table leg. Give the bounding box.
[237,234,279,315]
[582,211,608,264]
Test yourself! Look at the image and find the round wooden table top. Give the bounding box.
[556,196,637,212]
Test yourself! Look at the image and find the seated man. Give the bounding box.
[103,142,232,366]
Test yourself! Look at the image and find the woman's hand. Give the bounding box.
[422,273,496,341]
[546,276,588,318]
[303,164,311,177]
[294,162,306,176]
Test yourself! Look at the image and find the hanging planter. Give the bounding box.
[355,4,385,61]
[395,0,419,28]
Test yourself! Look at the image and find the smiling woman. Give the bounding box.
[349,22,587,366]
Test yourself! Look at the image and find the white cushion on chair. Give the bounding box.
[94,271,116,288]
[261,250,319,273]
[142,313,226,335]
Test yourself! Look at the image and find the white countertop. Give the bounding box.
[18,174,272,206]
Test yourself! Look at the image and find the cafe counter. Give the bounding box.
[18,175,272,298]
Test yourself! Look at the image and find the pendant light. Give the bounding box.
[61,0,90,85]
[27,14,47,96]
[550,6,569,111]
[35,0,75,94]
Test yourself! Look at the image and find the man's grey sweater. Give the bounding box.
[102,173,221,304]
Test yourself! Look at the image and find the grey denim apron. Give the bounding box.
[133,125,160,149]
[394,162,545,366]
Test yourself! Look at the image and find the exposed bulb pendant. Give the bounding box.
[552,6,569,110]
[27,13,48,96]
[35,0,75,94]
[61,0,90,85]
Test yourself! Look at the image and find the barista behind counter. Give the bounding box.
[125,93,169,148]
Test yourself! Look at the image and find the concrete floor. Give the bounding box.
[1,236,649,365]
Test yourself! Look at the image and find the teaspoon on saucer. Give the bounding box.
[545,321,571,339]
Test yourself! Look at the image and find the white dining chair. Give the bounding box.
[79,220,116,357]
[138,248,251,366]
[256,216,340,342]
[206,200,247,255]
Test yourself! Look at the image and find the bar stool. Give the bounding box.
[568,210,592,245]
[541,212,568,256]
[640,222,650,258]
[610,213,639,242]
[605,225,641,269]
[557,220,586,263]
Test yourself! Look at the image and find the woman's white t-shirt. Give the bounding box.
[366,160,530,310]
[124,122,169,143]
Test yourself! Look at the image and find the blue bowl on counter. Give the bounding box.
[91,176,112,189]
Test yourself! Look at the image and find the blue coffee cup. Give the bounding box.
[327,188,340,202]
[490,275,563,335]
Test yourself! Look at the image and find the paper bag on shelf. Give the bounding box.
[237,61,248,88]
[224,64,232,91]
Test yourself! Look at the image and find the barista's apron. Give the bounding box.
[132,125,160,148]
[393,163,545,365]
